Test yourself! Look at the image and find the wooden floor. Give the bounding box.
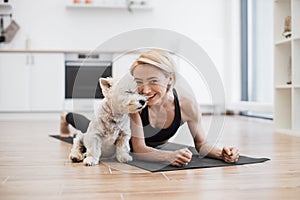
[0,116,300,199]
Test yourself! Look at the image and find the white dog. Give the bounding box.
[69,76,147,166]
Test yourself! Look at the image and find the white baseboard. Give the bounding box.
[226,101,273,115]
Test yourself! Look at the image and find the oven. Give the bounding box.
[65,53,112,100]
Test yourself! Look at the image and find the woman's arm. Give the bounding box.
[187,109,223,159]
[181,98,240,162]
[129,113,192,166]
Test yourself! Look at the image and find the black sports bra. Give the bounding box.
[140,88,183,146]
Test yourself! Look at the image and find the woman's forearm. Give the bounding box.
[132,146,173,163]
[195,142,223,160]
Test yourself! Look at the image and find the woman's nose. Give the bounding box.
[139,84,151,94]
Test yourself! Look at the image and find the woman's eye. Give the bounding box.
[150,80,158,84]
[135,81,143,86]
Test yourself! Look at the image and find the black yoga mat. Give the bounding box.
[50,135,270,172]
[50,135,74,144]
[128,142,270,172]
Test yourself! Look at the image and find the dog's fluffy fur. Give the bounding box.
[69,76,147,166]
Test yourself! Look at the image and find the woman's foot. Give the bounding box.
[60,112,72,138]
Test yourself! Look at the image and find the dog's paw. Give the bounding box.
[69,151,84,163]
[83,156,99,166]
[116,153,133,163]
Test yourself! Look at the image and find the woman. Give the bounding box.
[60,49,240,167]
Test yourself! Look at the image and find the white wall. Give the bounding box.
[0,0,241,107]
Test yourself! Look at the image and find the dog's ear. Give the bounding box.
[99,77,113,89]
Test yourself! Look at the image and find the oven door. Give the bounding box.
[65,61,112,99]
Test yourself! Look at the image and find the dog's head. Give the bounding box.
[99,76,147,114]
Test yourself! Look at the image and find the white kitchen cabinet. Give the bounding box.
[0,53,30,111]
[30,53,64,111]
[0,52,64,112]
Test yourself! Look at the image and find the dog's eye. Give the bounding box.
[125,90,134,94]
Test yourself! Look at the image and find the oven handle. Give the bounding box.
[65,61,112,67]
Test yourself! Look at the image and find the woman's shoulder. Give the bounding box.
[174,88,201,121]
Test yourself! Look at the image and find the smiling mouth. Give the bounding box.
[146,94,156,100]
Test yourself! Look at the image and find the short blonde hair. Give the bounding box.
[130,49,176,89]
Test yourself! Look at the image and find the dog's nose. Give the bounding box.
[139,99,146,106]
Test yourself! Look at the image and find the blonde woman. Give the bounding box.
[60,49,240,166]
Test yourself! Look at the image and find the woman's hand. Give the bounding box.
[222,147,240,163]
[170,148,192,167]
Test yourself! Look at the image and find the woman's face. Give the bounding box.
[132,64,171,106]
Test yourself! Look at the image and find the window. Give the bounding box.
[241,0,274,119]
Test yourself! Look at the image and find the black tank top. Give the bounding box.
[140,88,182,146]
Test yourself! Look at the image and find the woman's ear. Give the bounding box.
[166,73,175,92]
[168,73,175,85]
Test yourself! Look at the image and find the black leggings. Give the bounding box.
[66,113,91,133]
